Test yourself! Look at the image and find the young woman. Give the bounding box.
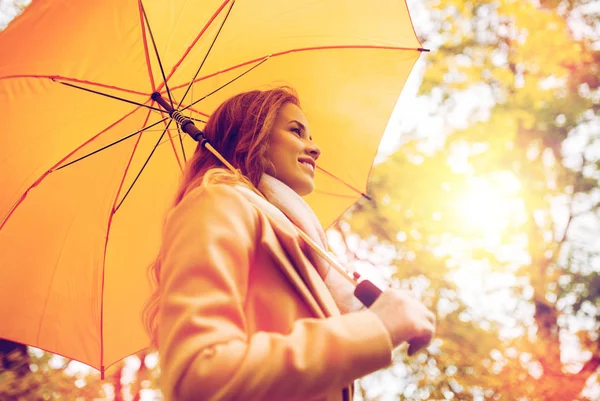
[144,87,435,401]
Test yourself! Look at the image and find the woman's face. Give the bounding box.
[265,102,321,196]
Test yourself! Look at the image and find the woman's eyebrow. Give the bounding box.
[289,120,312,140]
[289,120,306,131]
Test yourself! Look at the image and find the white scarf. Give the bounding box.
[257,174,364,314]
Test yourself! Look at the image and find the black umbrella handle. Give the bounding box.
[355,279,432,356]
[151,92,206,143]
[354,279,383,307]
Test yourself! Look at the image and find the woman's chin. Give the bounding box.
[278,174,314,196]
[295,180,315,197]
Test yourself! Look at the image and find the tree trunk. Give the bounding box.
[526,203,600,400]
[113,362,125,401]
[132,352,149,401]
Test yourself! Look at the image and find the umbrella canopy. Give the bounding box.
[0,0,424,374]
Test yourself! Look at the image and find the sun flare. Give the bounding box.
[455,172,525,239]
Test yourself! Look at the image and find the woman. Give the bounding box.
[144,87,435,401]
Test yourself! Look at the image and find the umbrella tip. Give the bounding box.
[418,48,431,52]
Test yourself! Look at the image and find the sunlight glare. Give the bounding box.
[456,172,525,239]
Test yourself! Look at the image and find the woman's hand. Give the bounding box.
[368,289,436,355]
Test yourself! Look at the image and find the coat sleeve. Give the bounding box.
[158,184,393,401]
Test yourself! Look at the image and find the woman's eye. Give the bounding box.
[290,127,302,136]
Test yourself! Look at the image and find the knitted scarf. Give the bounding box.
[257,174,364,313]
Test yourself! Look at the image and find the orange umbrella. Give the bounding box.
[0,0,426,376]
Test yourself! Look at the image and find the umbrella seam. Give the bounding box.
[56,117,169,172]
[140,1,176,110]
[0,81,209,122]
[316,166,371,200]
[176,104,210,118]
[114,119,175,212]
[0,75,148,96]
[99,108,154,375]
[177,57,269,114]
[54,80,163,113]
[157,0,232,93]
[0,105,144,231]
[403,0,425,49]
[175,0,236,111]
[159,113,184,172]
[35,213,79,346]
[313,191,359,200]
[167,44,427,92]
[137,0,156,92]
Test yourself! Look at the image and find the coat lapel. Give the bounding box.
[235,186,340,319]
[236,186,354,401]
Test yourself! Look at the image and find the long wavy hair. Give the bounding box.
[143,86,300,345]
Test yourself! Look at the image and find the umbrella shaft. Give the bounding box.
[151,92,383,308]
[151,92,205,142]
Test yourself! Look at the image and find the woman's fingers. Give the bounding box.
[368,289,436,351]
[407,321,435,356]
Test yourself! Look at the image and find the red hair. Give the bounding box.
[143,86,300,344]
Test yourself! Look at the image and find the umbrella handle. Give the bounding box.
[151,92,238,171]
[353,279,383,307]
[151,92,204,141]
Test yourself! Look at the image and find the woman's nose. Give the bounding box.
[307,142,321,160]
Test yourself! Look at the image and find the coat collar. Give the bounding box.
[235,186,340,319]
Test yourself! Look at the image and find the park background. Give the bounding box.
[1,0,599,399]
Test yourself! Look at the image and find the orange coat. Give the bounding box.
[157,182,393,401]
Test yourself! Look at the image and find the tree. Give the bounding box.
[0,340,106,401]
[3,0,599,400]
[343,0,600,399]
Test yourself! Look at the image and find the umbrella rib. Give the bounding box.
[140,0,234,162]
[0,74,148,96]
[54,118,204,172]
[0,105,143,231]
[175,124,186,163]
[114,121,173,212]
[173,0,235,161]
[175,103,210,119]
[137,0,156,92]
[316,166,372,201]
[186,115,208,123]
[140,2,175,110]
[158,116,184,171]
[55,117,169,171]
[54,79,163,113]
[169,44,429,92]
[157,0,233,92]
[156,131,184,147]
[313,190,360,200]
[177,0,235,109]
[36,214,78,346]
[98,108,154,376]
[140,1,190,163]
[181,57,269,112]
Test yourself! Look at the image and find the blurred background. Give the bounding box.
[1,0,599,399]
